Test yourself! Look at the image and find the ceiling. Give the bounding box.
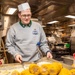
[0,0,75,31]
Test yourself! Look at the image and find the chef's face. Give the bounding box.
[18,9,31,24]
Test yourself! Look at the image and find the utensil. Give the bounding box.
[21,61,31,69]
[21,61,25,69]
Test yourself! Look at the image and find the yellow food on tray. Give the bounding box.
[21,69,34,75]
[40,64,50,75]
[11,70,20,75]
[52,62,63,71]
[59,68,71,75]
[0,61,74,75]
[48,62,63,75]
[29,63,40,75]
[70,69,75,75]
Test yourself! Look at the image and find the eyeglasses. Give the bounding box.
[21,14,31,18]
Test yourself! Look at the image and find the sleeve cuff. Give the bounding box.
[46,50,52,55]
[14,53,20,58]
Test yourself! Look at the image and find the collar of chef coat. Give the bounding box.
[19,20,32,28]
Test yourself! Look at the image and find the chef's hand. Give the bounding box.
[15,54,22,63]
[47,52,53,58]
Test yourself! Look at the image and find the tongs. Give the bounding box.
[21,61,32,69]
[21,61,26,69]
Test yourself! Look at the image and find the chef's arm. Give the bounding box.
[6,28,20,58]
[39,25,52,56]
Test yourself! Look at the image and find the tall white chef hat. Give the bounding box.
[18,2,30,11]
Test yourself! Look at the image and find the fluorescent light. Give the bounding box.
[68,24,75,27]
[58,29,64,31]
[65,15,75,19]
[6,8,17,14]
[31,18,38,21]
[55,27,60,29]
[42,25,46,27]
[47,21,58,24]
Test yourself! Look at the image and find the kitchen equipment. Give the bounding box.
[21,61,34,69]
[21,61,26,69]
[61,55,73,65]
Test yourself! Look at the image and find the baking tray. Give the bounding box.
[0,57,74,75]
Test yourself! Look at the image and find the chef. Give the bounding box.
[6,2,52,63]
